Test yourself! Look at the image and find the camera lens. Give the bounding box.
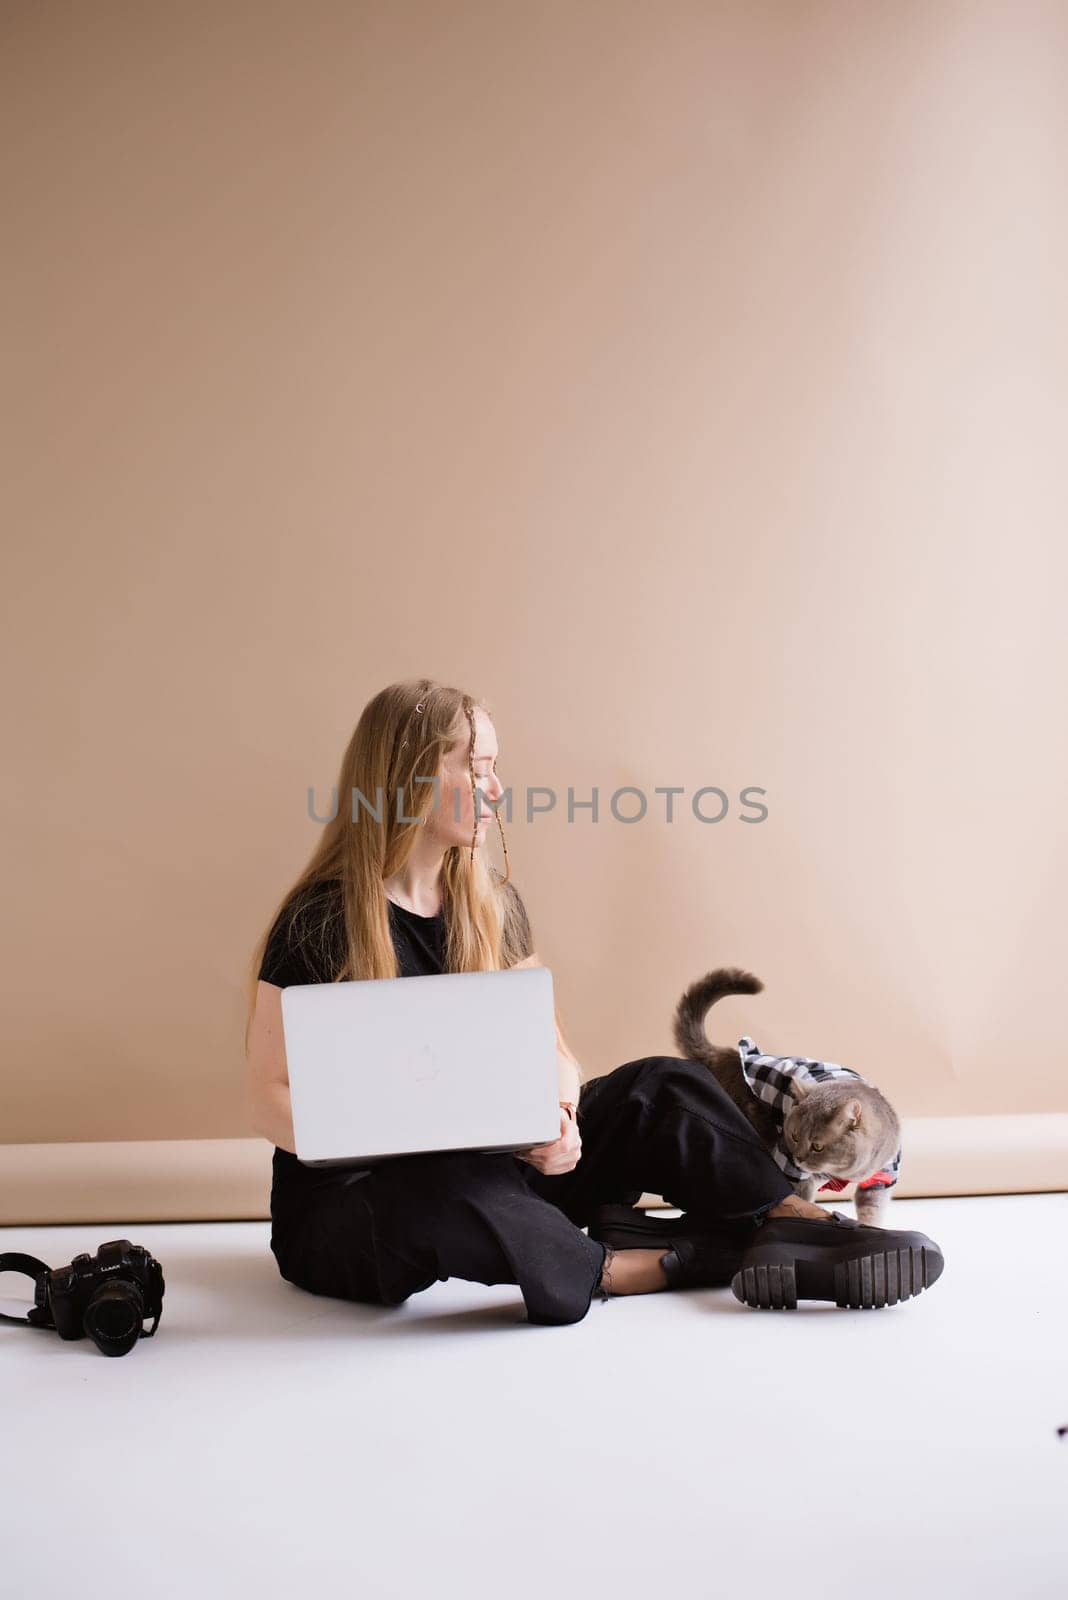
[83,1281,143,1357]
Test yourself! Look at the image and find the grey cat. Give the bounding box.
[673,966,901,1226]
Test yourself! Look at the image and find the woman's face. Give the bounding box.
[424,705,503,849]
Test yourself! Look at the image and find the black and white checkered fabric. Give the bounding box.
[736,1035,901,1192]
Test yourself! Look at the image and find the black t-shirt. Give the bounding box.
[258,875,533,1224]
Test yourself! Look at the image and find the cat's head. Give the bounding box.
[781,1079,899,1180]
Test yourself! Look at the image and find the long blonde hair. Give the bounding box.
[244,678,529,1049]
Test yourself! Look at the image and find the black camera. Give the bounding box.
[18,1239,165,1355]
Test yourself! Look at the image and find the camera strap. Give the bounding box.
[0,1252,54,1328]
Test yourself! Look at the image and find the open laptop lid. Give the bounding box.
[281,965,561,1167]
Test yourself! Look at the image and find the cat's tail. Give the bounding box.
[672,967,764,1076]
[673,968,781,1141]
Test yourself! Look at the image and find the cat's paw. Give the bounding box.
[854,1197,892,1228]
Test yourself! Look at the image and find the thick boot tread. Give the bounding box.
[734,1261,798,1309]
[841,1244,938,1308]
[733,1243,942,1310]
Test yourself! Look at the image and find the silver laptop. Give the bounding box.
[281,965,562,1168]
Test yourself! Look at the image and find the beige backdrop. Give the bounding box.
[3,0,1066,1152]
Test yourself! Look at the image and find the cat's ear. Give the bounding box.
[845,1098,863,1129]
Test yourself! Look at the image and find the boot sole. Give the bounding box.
[731,1241,944,1310]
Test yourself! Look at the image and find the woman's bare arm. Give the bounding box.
[244,980,298,1154]
[509,949,583,1103]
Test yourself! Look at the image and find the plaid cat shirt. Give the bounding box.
[736,1036,901,1193]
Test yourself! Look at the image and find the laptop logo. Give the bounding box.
[412,1039,442,1085]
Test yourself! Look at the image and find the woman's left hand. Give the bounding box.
[514,1108,582,1176]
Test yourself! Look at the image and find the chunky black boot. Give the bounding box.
[731,1209,945,1310]
[588,1203,757,1290]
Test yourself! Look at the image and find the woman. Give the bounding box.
[244,678,944,1325]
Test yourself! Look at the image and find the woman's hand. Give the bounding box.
[514,1108,582,1176]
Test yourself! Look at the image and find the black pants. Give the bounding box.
[270,1055,796,1326]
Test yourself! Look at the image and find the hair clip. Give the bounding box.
[414,699,426,713]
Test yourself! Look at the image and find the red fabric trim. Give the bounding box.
[819,1170,895,1193]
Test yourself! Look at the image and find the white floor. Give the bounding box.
[2,1194,1065,1600]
